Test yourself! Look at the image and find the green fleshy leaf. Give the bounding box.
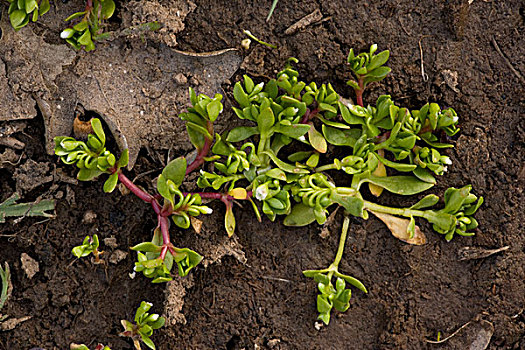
[357,174,434,195]
[283,203,316,226]
[100,0,116,19]
[307,124,327,153]
[226,126,259,142]
[9,10,27,29]
[77,168,103,181]
[131,242,162,253]
[274,124,310,139]
[103,172,119,193]
[330,193,364,218]
[262,150,309,174]
[162,157,186,186]
[410,194,439,210]
[322,125,359,146]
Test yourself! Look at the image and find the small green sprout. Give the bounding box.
[0,262,11,320]
[120,301,165,350]
[243,30,277,49]
[72,234,104,263]
[60,0,116,51]
[6,0,50,31]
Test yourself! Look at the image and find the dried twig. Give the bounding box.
[285,9,324,35]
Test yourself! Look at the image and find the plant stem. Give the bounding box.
[118,172,154,203]
[355,76,365,107]
[186,122,214,175]
[300,108,319,124]
[333,216,350,268]
[363,200,425,218]
[315,163,337,172]
[159,215,171,258]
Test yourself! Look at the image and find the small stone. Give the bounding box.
[20,253,39,279]
[174,73,188,85]
[267,339,281,348]
[118,183,130,196]
[82,210,97,224]
[104,236,118,249]
[109,249,128,264]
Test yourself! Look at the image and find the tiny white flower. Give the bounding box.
[443,157,452,165]
[203,207,213,214]
[148,314,159,321]
[443,166,448,172]
[129,272,136,279]
[292,108,299,114]
[452,115,459,123]
[255,185,268,201]
[298,135,306,142]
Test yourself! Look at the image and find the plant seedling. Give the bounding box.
[60,0,116,51]
[120,301,165,350]
[55,45,483,325]
[72,234,104,264]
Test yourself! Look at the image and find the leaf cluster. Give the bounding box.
[120,301,165,350]
[54,118,128,191]
[346,44,391,91]
[7,0,49,31]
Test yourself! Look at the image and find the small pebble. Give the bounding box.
[82,210,97,224]
[174,73,188,85]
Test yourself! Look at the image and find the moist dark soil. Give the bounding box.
[1,0,524,349]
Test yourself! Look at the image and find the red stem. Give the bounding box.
[159,215,171,259]
[117,172,154,203]
[185,121,214,175]
[355,76,364,107]
[300,108,319,124]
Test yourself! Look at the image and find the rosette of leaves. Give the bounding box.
[60,0,116,51]
[346,44,391,102]
[179,88,223,154]
[132,228,203,282]
[7,0,50,31]
[54,118,129,192]
[432,185,483,241]
[120,301,165,350]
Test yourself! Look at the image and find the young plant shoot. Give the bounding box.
[120,301,165,350]
[55,45,482,325]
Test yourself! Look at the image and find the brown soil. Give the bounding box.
[1,0,524,349]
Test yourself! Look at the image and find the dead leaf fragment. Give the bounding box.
[285,9,324,35]
[190,217,203,234]
[0,316,31,331]
[369,210,427,245]
[458,246,509,261]
[20,253,39,279]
